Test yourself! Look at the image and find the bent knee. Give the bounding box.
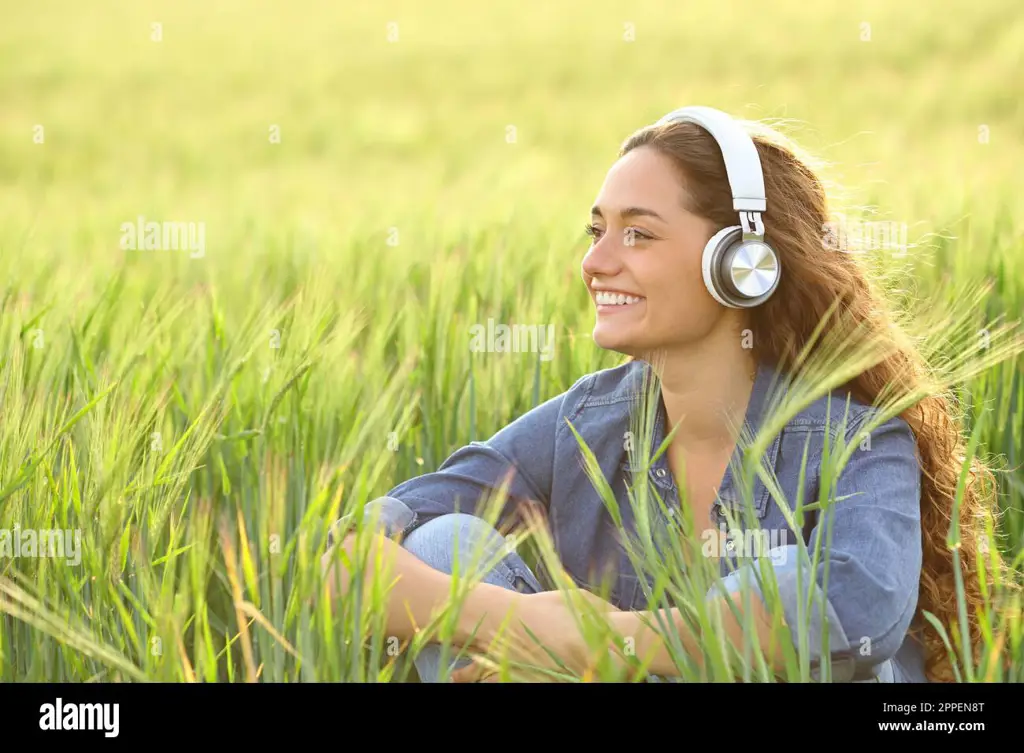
[327,496,417,547]
[402,513,511,576]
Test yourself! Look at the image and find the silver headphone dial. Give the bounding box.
[725,241,779,299]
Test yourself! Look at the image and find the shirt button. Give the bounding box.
[656,468,667,478]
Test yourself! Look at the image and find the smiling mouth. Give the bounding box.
[594,291,645,310]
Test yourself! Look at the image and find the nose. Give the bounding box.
[581,233,621,286]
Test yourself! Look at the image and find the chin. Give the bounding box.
[593,325,674,362]
[592,326,640,356]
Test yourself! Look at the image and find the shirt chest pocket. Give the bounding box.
[710,436,818,571]
[704,492,772,572]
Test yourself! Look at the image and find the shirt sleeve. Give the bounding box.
[366,385,575,542]
[706,412,923,682]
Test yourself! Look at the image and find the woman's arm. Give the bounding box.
[379,382,583,542]
[318,379,588,657]
[321,525,521,653]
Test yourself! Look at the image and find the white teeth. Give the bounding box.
[596,291,643,305]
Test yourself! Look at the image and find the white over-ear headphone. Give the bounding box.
[654,106,780,309]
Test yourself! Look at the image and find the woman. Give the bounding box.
[321,106,1014,684]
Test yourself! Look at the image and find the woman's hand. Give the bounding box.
[450,587,623,682]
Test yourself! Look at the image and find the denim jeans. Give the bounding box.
[401,510,547,683]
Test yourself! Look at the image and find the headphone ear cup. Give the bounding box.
[701,226,743,308]
[702,226,780,309]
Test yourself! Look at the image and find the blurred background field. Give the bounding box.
[0,0,1021,681]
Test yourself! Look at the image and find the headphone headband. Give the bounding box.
[654,106,766,215]
[652,105,780,308]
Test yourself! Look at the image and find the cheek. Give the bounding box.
[648,247,723,334]
[648,244,709,306]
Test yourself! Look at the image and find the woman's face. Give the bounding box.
[581,146,727,357]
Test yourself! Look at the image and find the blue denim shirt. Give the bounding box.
[375,358,928,683]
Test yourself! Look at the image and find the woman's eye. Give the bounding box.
[584,223,652,242]
[625,228,652,241]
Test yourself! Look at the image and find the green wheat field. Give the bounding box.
[1,0,1022,683]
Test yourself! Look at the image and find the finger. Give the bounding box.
[449,665,476,683]
[450,657,487,683]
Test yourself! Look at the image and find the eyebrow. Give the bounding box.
[590,205,666,223]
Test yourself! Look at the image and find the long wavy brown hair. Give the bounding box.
[618,112,1022,682]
